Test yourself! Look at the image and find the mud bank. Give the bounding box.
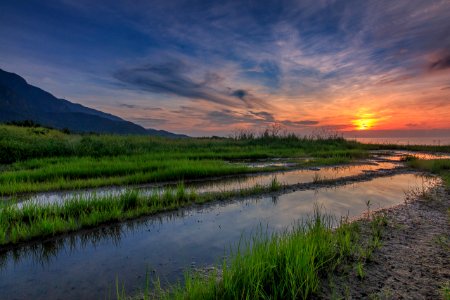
[320,185,450,299]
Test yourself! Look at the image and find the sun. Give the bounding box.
[351,113,377,130]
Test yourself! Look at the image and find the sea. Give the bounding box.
[348,137,450,146]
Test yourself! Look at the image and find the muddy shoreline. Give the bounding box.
[319,185,450,299]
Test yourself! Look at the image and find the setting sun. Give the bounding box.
[352,113,377,130]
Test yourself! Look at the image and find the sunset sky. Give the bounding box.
[1,0,449,136]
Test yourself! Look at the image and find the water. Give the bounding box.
[351,137,450,146]
[371,150,450,161]
[12,150,445,206]
[14,161,400,205]
[0,173,437,300]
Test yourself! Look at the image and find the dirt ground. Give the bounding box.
[319,185,450,299]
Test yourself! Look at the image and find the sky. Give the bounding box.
[1,0,449,137]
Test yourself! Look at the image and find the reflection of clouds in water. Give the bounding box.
[11,160,401,206]
[0,173,439,299]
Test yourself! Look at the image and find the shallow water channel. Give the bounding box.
[0,172,438,300]
[15,160,400,206]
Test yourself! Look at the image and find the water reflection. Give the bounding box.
[0,173,438,300]
[372,150,450,161]
[11,160,400,206]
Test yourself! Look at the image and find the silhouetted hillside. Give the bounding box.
[0,68,187,137]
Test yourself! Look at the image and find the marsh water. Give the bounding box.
[14,160,400,206]
[0,151,444,299]
[0,172,438,300]
[10,150,448,206]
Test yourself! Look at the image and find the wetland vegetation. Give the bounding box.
[407,158,450,186]
[0,179,285,246]
[116,211,387,300]
[0,124,368,195]
[1,123,449,299]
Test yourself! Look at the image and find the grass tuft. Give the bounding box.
[116,210,388,300]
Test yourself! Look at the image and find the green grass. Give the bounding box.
[0,157,259,195]
[440,281,450,300]
[116,210,389,300]
[407,159,450,187]
[0,124,370,195]
[0,124,364,163]
[0,178,291,245]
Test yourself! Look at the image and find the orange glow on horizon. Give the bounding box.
[351,113,378,130]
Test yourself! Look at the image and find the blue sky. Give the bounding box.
[1,0,449,136]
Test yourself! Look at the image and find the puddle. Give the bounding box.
[230,157,309,168]
[12,161,400,206]
[372,150,450,161]
[0,173,438,300]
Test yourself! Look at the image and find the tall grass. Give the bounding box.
[0,124,370,195]
[0,158,257,195]
[0,124,363,164]
[407,159,450,186]
[117,211,362,300]
[0,178,287,245]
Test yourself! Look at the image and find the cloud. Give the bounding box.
[119,103,136,108]
[114,61,232,105]
[229,89,269,108]
[3,0,450,135]
[429,52,450,71]
[128,117,167,127]
[119,103,163,110]
[114,59,272,110]
[204,109,318,129]
[206,109,275,125]
[281,120,319,127]
[231,89,247,99]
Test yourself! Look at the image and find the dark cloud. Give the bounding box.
[205,109,318,128]
[115,61,271,109]
[129,117,168,126]
[119,103,163,111]
[114,61,235,106]
[231,89,247,99]
[119,103,136,108]
[249,111,275,122]
[281,120,319,127]
[429,53,450,71]
[229,89,270,109]
[206,109,275,125]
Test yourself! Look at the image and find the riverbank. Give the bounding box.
[125,180,449,299]
[319,183,450,299]
[0,166,409,247]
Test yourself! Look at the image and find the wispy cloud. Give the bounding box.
[1,0,449,135]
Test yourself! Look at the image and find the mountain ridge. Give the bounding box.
[0,68,187,137]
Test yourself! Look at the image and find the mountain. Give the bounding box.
[0,68,187,137]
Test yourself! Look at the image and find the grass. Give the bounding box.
[0,157,259,195]
[0,124,370,195]
[355,261,365,279]
[0,124,365,163]
[0,178,289,246]
[441,281,450,300]
[407,158,450,187]
[116,210,387,300]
